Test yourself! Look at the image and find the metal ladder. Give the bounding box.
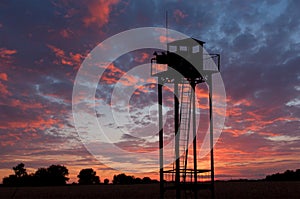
[179,81,193,183]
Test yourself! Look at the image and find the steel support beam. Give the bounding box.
[174,81,180,199]
[158,79,164,199]
[209,75,215,199]
[192,82,198,199]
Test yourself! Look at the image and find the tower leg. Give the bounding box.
[192,82,198,199]
[174,82,180,199]
[158,80,164,199]
[209,75,215,199]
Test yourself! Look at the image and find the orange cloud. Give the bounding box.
[106,63,124,74]
[222,128,247,137]
[0,72,9,95]
[233,98,252,106]
[0,82,10,95]
[9,99,44,111]
[195,86,210,109]
[100,75,118,84]
[83,0,120,27]
[47,44,84,69]
[70,52,83,63]
[0,48,17,67]
[118,74,139,87]
[134,52,150,63]
[47,44,65,57]
[0,73,8,81]
[0,116,63,131]
[100,63,125,84]
[159,35,175,44]
[0,48,17,59]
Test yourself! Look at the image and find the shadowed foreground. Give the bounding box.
[0,181,299,199]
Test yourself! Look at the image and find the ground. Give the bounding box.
[0,181,299,199]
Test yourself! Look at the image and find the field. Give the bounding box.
[0,181,299,199]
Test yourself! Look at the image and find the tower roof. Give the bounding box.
[168,38,205,46]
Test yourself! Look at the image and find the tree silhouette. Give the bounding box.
[77,168,100,185]
[2,163,161,187]
[266,169,300,181]
[112,173,158,184]
[13,163,27,178]
[104,178,109,185]
[3,163,28,186]
[2,175,18,186]
[47,165,69,185]
[142,177,152,184]
[3,164,69,186]
[134,177,142,184]
[34,168,50,186]
[113,173,135,184]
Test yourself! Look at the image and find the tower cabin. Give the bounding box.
[151,38,210,83]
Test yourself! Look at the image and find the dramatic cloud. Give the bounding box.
[83,0,120,27]
[0,0,299,182]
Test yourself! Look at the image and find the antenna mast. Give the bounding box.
[166,11,168,43]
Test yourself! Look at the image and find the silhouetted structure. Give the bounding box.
[151,38,220,199]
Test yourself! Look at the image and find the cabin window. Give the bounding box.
[179,46,188,52]
[169,45,177,52]
[192,45,200,53]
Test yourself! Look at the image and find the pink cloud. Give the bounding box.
[9,99,44,111]
[0,117,62,130]
[174,9,188,22]
[134,52,150,63]
[60,28,74,38]
[0,48,17,60]
[0,82,10,96]
[83,0,120,27]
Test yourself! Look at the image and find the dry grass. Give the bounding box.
[0,181,299,199]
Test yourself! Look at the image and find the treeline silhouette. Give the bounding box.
[113,173,158,184]
[2,163,69,186]
[2,163,158,187]
[225,169,300,182]
[4,163,298,186]
[265,169,300,181]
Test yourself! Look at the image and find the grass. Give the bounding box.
[0,181,299,199]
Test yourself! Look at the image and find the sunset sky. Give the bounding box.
[1,0,299,183]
